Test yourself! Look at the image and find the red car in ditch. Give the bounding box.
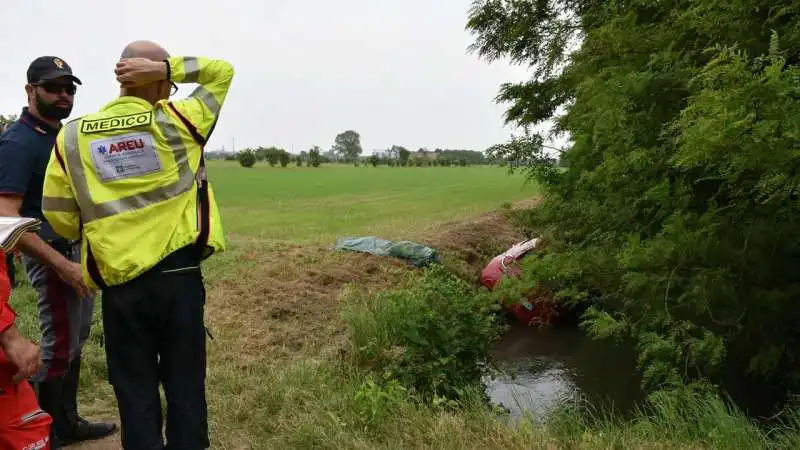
[480,238,561,327]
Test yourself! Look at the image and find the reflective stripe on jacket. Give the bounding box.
[41,56,234,289]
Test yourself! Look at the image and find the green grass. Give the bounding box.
[8,162,800,449]
[208,162,534,244]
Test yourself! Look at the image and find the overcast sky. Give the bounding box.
[0,0,537,154]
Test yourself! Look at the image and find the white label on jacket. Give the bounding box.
[89,132,162,182]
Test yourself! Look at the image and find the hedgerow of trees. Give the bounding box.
[467,0,800,400]
[223,128,488,168]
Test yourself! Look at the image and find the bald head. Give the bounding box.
[120,40,170,61]
[117,40,172,104]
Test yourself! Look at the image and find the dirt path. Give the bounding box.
[70,434,121,450]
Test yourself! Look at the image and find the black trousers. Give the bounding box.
[102,246,209,450]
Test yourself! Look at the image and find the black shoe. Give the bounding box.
[58,356,118,445]
[59,418,118,446]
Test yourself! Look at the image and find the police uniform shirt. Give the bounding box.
[0,107,63,242]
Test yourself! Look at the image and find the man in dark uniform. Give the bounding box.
[0,56,117,447]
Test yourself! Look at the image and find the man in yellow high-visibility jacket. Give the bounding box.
[41,40,234,449]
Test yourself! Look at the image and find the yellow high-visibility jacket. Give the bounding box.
[41,56,234,290]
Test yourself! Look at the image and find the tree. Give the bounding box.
[436,149,484,165]
[264,148,280,167]
[237,149,256,168]
[333,130,363,163]
[389,145,407,160]
[295,156,303,167]
[468,0,800,398]
[368,154,379,167]
[398,147,410,167]
[279,152,290,168]
[254,147,267,162]
[308,146,322,168]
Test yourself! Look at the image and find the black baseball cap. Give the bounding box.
[26,56,82,85]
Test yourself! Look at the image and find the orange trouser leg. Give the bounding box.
[0,378,52,450]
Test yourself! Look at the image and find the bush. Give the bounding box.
[309,148,322,167]
[342,265,503,402]
[279,152,290,168]
[469,0,800,398]
[237,150,256,168]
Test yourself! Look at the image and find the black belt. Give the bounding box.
[150,245,202,275]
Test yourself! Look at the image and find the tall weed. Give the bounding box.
[342,265,504,402]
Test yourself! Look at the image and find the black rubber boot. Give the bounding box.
[58,357,118,445]
[33,379,64,450]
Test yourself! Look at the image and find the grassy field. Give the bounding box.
[9,163,800,449]
[211,162,535,244]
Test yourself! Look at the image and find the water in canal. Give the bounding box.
[484,321,645,422]
[484,321,787,423]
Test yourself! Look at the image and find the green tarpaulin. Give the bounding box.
[334,236,441,267]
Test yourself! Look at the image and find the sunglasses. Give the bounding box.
[35,82,77,96]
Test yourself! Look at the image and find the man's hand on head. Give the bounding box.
[115,58,168,87]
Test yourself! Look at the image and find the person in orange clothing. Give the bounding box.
[0,249,53,449]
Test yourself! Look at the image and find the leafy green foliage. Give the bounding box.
[468,0,800,396]
[353,374,409,427]
[266,150,279,167]
[398,147,410,166]
[308,146,323,167]
[343,265,503,402]
[237,149,256,168]
[333,130,363,163]
[545,385,790,449]
[279,151,290,168]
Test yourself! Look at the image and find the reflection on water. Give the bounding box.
[485,322,645,421]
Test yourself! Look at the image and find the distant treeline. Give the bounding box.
[207,146,494,168]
